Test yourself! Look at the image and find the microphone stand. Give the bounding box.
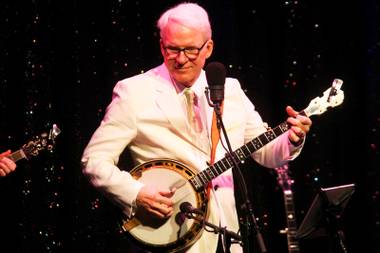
[181,211,242,253]
[205,88,267,253]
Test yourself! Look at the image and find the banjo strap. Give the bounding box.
[208,103,224,196]
[210,102,224,165]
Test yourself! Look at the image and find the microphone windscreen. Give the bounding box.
[179,202,192,213]
[205,61,226,87]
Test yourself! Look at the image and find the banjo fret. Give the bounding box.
[190,177,203,191]
[207,167,216,178]
[199,171,210,183]
[250,138,263,150]
[277,122,290,133]
[211,164,221,176]
[235,149,246,161]
[218,162,228,172]
[242,144,252,157]
[227,157,234,166]
[213,163,223,174]
[204,170,212,181]
[259,131,272,144]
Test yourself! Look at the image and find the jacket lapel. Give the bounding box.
[152,65,210,155]
[155,87,188,135]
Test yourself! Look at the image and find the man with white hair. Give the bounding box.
[81,2,311,252]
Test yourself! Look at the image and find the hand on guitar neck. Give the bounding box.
[0,124,60,178]
[0,150,17,177]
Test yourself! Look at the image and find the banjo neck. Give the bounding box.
[189,79,345,191]
[190,121,290,191]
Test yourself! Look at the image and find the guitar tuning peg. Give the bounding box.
[332,79,343,89]
[51,124,61,137]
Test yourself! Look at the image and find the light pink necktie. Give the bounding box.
[183,88,203,133]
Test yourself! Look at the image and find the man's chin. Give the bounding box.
[172,73,193,86]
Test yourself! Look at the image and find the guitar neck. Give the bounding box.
[1,125,60,164]
[283,190,301,253]
[7,149,27,163]
[190,121,290,191]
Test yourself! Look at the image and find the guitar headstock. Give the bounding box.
[22,124,61,159]
[303,79,344,117]
[275,164,293,191]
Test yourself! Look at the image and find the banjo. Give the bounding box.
[120,79,344,252]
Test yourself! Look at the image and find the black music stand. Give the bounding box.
[296,183,355,253]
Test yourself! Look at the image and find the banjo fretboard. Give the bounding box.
[190,121,289,191]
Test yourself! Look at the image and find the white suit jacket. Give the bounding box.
[81,63,303,253]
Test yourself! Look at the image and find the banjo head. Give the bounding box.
[121,159,208,252]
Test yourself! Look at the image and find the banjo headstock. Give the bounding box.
[303,79,344,117]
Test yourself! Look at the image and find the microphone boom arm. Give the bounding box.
[180,207,242,243]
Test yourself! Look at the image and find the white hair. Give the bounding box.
[157,2,212,40]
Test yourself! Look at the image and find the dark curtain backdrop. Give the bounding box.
[0,0,378,253]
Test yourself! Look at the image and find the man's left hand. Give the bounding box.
[286,106,312,146]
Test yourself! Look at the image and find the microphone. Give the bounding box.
[179,201,242,243]
[179,202,204,215]
[205,61,226,105]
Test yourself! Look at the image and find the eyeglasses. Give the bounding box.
[163,40,208,60]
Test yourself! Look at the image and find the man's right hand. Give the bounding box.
[135,185,176,219]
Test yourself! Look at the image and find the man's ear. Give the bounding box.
[159,39,166,57]
[205,40,214,59]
